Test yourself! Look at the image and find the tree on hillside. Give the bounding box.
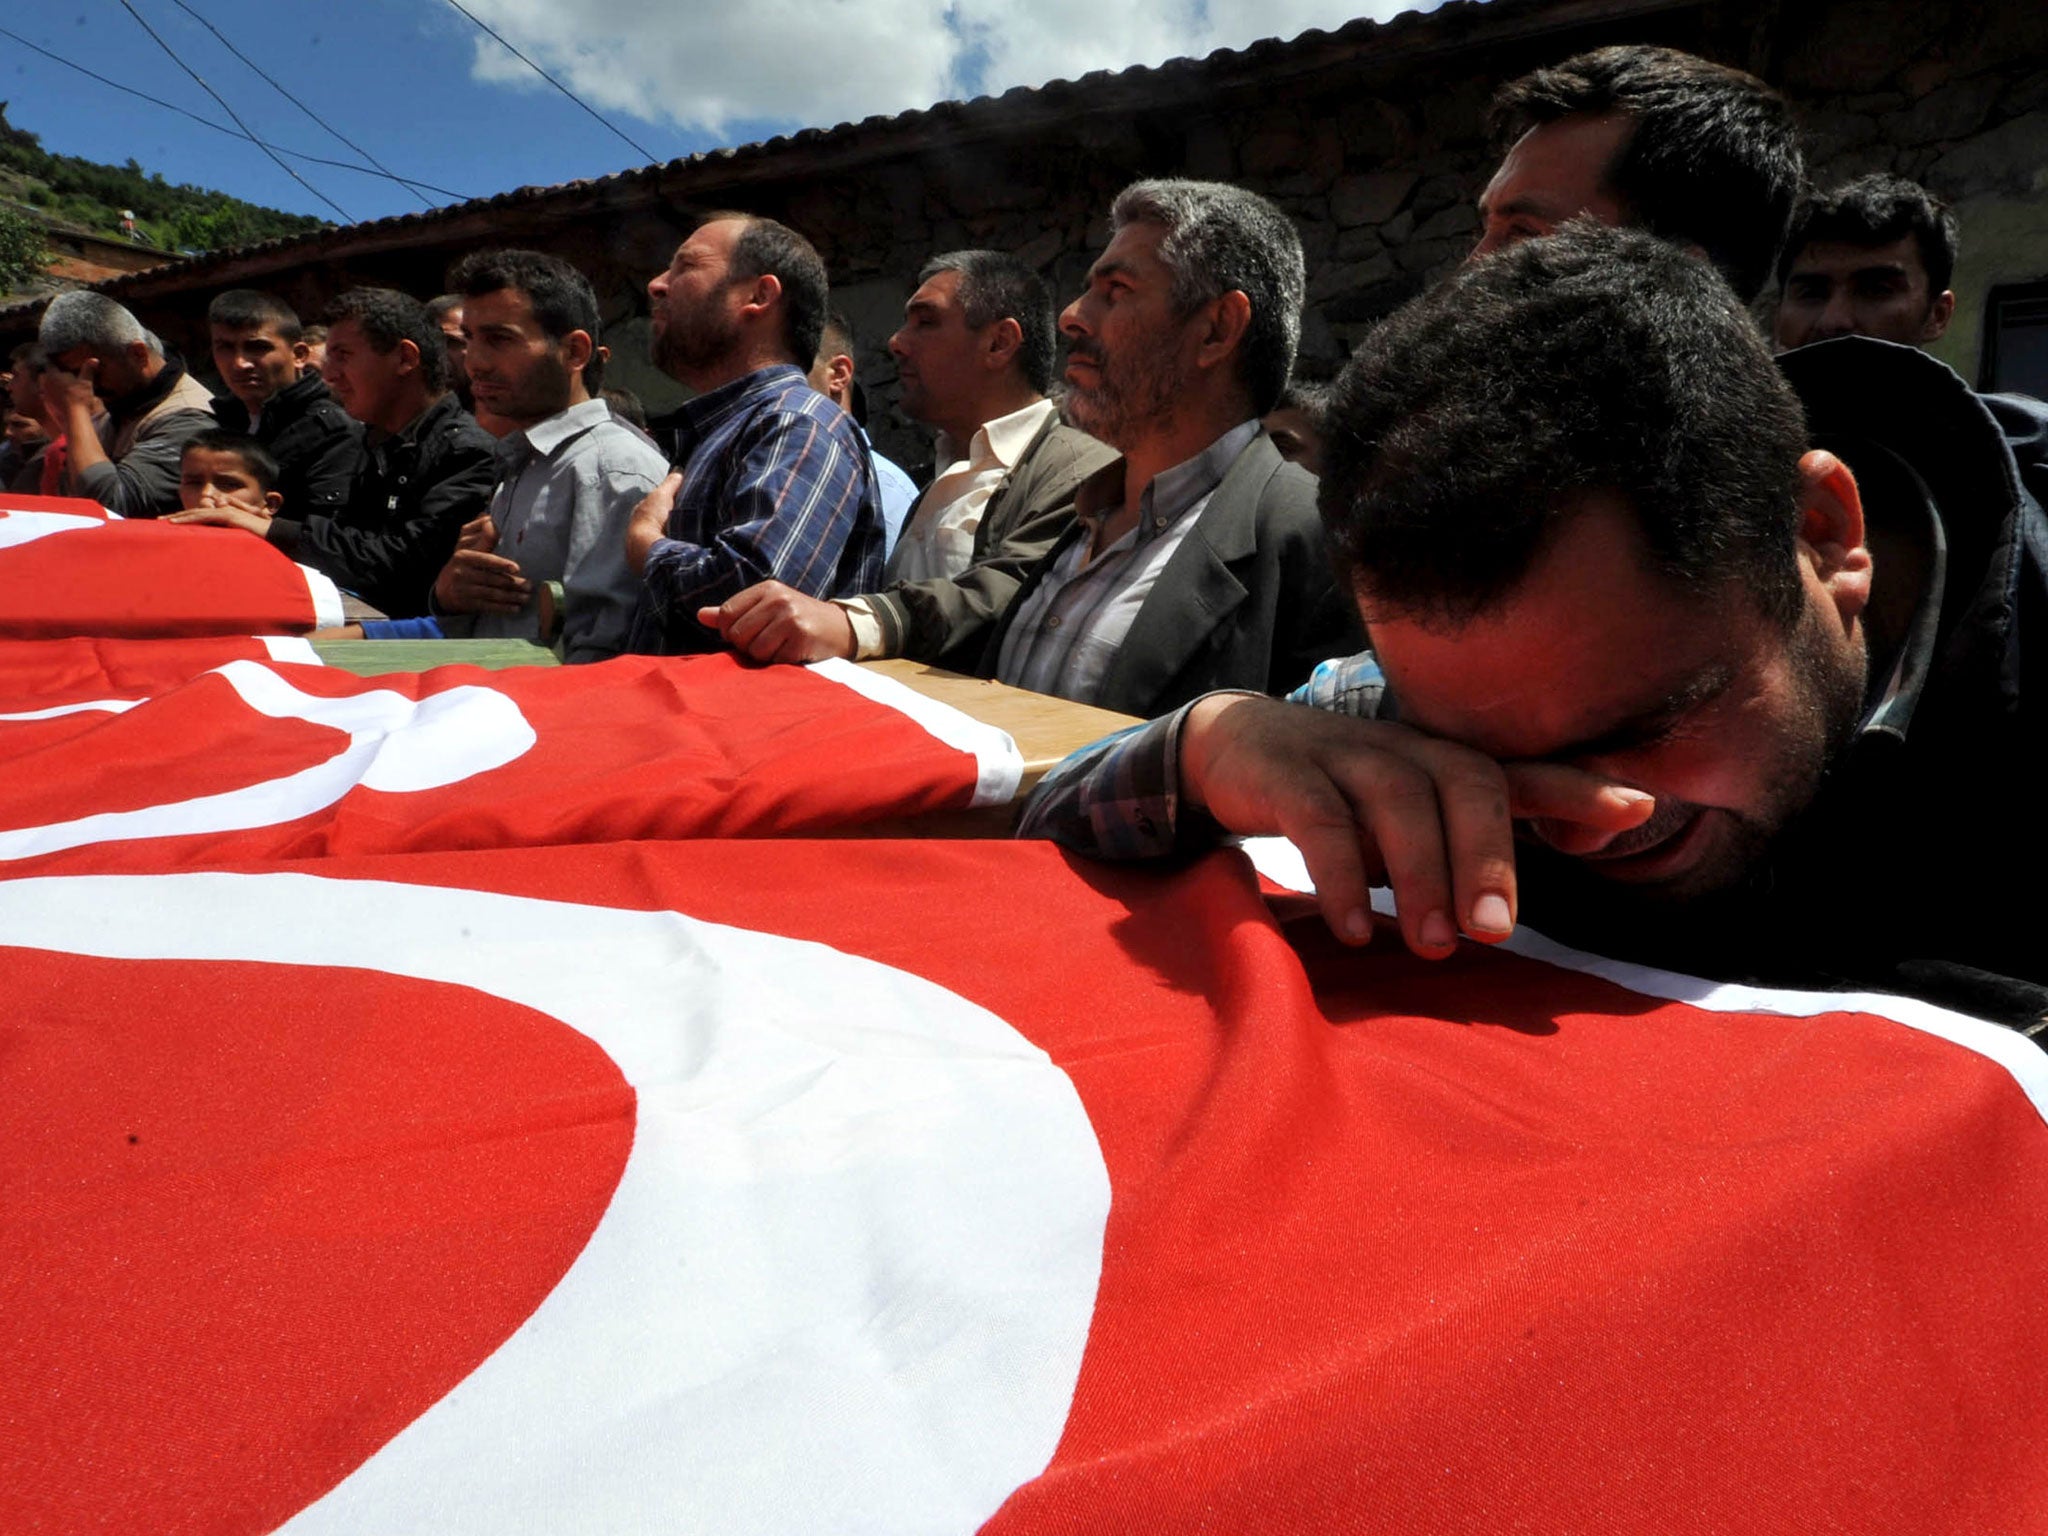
[0,203,46,295]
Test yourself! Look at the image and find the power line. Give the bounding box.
[113,0,355,223]
[439,0,658,164]
[164,0,434,209]
[0,23,471,202]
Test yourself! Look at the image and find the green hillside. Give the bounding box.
[0,100,327,257]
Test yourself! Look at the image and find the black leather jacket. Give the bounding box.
[265,392,497,619]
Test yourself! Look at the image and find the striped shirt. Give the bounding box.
[628,363,885,654]
[1014,651,1388,858]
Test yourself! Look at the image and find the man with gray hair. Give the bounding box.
[37,290,216,516]
[990,178,1359,715]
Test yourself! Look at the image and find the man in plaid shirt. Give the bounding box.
[625,214,884,654]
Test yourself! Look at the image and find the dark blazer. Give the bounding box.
[869,413,1117,673]
[981,432,1364,718]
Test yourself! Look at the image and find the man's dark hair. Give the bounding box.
[1271,379,1328,418]
[710,214,829,366]
[183,428,280,494]
[206,289,303,341]
[1109,179,1304,415]
[425,294,463,326]
[602,386,647,429]
[1777,174,1959,294]
[816,309,856,362]
[446,248,602,346]
[918,249,1059,394]
[323,288,448,393]
[300,324,328,345]
[1321,220,1809,632]
[1489,44,1802,302]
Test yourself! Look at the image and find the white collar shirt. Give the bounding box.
[883,397,1056,585]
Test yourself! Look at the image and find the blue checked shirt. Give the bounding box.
[628,363,885,654]
[1015,651,1388,856]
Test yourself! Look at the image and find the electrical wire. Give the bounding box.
[0,23,472,203]
[164,0,434,209]
[438,0,658,163]
[112,0,355,222]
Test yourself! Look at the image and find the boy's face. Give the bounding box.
[210,322,305,410]
[179,447,281,515]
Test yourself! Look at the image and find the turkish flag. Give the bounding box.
[0,651,1021,872]
[0,633,320,708]
[0,498,344,638]
[4,840,2045,1533]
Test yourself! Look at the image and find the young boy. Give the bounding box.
[206,290,360,519]
[169,431,284,529]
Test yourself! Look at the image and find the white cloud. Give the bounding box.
[452,0,1435,142]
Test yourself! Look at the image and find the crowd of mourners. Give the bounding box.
[2,43,2042,1040]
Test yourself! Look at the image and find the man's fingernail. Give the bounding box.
[1469,893,1513,934]
[1342,908,1372,943]
[1420,910,1455,949]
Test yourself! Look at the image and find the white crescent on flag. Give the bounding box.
[4,869,1110,1535]
[0,662,536,862]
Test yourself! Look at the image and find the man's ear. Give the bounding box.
[1795,448,1872,629]
[825,352,855,400]
[1922,289,1956,344]
[738,272,783,325]
[263,490,284,515]
[394,338,422,379]
[291,339,311,369]
[561,328,596,373]
[1192,290,1253,373]
[982,316,1023,373]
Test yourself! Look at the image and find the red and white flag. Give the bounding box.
[4,839,2045,1534]
[0,650,1020,872]
[0,497,344,638]
[0,632,320,707]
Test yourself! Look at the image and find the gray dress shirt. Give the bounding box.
[470,396,669,662]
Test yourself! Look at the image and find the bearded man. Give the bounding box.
[623,213,884,654]
[984,179,1360,713]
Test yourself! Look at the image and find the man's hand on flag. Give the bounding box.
[698,580,857,664]
[1177,693,1656,958]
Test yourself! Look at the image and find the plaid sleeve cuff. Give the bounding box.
[1014,711,1182,856]
[1013,690,1270,858]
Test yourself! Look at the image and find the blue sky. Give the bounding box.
[1,0,1429,226]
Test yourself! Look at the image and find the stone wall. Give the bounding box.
[733,1,2048,473]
